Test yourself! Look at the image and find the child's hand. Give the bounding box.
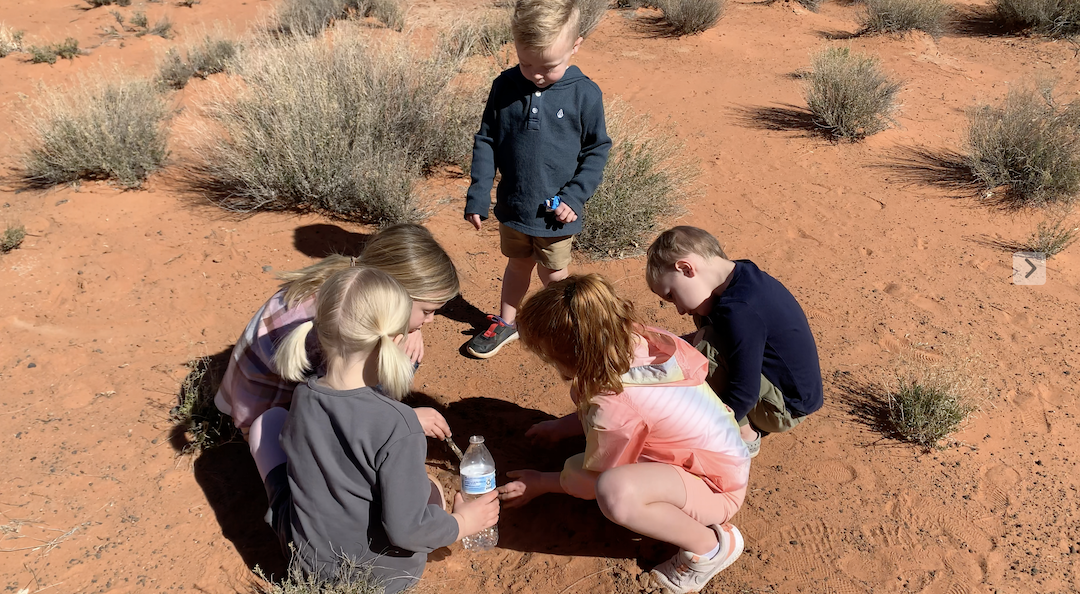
[402,328,425,364]
[553,202,577,224]
[497,470,544,509]
[452,490,500,538]
[414,407,451,440]
[466,214,482,231]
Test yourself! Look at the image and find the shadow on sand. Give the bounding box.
[292,224,372,259]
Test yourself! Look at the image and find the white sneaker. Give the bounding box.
[650,524,744,594]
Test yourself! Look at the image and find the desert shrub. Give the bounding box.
[277,0,406,36]
[576,99,695,259]
[439,11,512,60]
[966,86,1080,208]
[1023,215,1077,256]
[177,0,200,6]
[993,0,1080,37]
[157,31,239,89]
[654,0,725,35]
[145,16,174,38]
[130,11,149,28]
[859,0,950,37]
[884,366,975,450]
[27,38,81,64]
[170,355,237,454]
[1,224,25,253]
[84,0,131,6]
[253,549,385,594]
[797,0,824,11]
[21,77,169,188]
[0,24,24,58]
[190,30,481,225]
[579,0,609,37]
[804,46,902,140]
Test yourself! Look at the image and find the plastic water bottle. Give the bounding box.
[459,435,498,551]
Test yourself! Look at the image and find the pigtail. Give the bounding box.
[274,320,316,382]
[375,333,414,401]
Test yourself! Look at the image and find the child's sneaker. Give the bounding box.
[650,523,744,594]
[466,315,518,359]
[744,429,761,459]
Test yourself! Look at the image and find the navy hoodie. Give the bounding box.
[465,65,611,237]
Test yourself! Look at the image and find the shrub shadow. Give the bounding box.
[730,104,821,136]
[818,29,863,39]
[410,393,675,564]
[948,6,1013,37]
[829,370,908,448]
[966,234,1023,253]
[292,224,372,259]
[874,145,983,195]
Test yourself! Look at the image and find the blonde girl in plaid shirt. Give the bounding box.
[215,224,460,439]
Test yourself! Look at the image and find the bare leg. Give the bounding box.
[537,264,569,287]
[499,257,536,324]
[595,463,719,555]
[249,407,289,482]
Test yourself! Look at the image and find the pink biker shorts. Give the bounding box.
[672,465,746,526]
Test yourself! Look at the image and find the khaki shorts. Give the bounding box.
[499,224,573,271]
[693,327,806,434]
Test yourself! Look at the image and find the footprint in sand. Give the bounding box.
[1011,389,1051,434]
[976,463,1020,511]
[879,282,949,317]
[877,332,943,362]
[812,459,857,485]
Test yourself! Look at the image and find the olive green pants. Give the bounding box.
[692,327,805,434]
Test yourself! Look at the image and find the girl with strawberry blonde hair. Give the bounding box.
[498,274,750,594]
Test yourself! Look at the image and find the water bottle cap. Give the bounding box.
[469,435,484,444]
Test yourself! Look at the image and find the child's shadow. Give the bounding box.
[412,393,675,565]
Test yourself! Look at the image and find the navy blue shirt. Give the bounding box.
[700,261,824,421]
[465,66,611,237]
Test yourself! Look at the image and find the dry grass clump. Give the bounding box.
[966,86,1080,208]
[253,550,385,594]
[993,0,1080,37]
[277,0,406,36]
[157,30,239,89]
[1,224,25,253]
[653,0,726,36]
[579,0,609,37]
[1022,215,1077,256]
[577,99,695,259]
[84,0,132,6]
[28,38,81,64]
[0,24,24,58]
[438,11,513,65]
[804,46,902,140]
[883,364,977,450]
[190,31,481,226]
[859,0,951,37]
[170,355,237,454]
[21,77,169,188]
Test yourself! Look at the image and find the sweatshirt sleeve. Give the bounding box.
[464,80,500,221]
[712,302,768,421]
[377,432,459,553]
[581,396,647,473]
[556,89,611,216]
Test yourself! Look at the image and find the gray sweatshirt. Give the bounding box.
[281,379,459,593]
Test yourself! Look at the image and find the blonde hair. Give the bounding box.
[512,0,581,51]
[274,267,415,400]
[277,224,460,307]
[517,274,650,411]
[645,226,728,291]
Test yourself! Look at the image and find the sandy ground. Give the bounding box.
[2,0,1079,593]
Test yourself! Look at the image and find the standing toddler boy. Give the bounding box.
[464,0,611,358]
[646,226,824,457]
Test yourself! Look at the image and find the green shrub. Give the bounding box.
[0,23,24,57]
[654,0,725,36]
[577,99,695,259]
[993,0,1080,37]
[277,0,407,36]
[157,31,239,89]
[1023,215,1077,256]
[170,355,237,454]
[21,76,169,188]
[966,86,1080,208]
[146,16,174,38]
[158,49,195,89]
[859,0,951,37]
[28,38,81,64]
[190,30,481,226]
[884,367,975,450]
[130,11,149,29]
[1,224,25,253]
[804,46,902,140]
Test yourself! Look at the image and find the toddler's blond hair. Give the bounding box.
[645,226,728,290]
[512,0,581,51]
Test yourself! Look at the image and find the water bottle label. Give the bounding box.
[462,471,496,494]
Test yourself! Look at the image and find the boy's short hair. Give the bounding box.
[512,0,581,51]
[645,226,728,289]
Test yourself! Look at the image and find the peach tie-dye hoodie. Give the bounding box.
[573,328,751,494]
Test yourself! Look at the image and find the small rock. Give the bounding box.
[27,362,36,368]
[789,540,798,545]
[55,199,68,206]
[262,265,273,272]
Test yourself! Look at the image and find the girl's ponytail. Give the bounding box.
[376,332,414,401]
[274,320,316,382]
